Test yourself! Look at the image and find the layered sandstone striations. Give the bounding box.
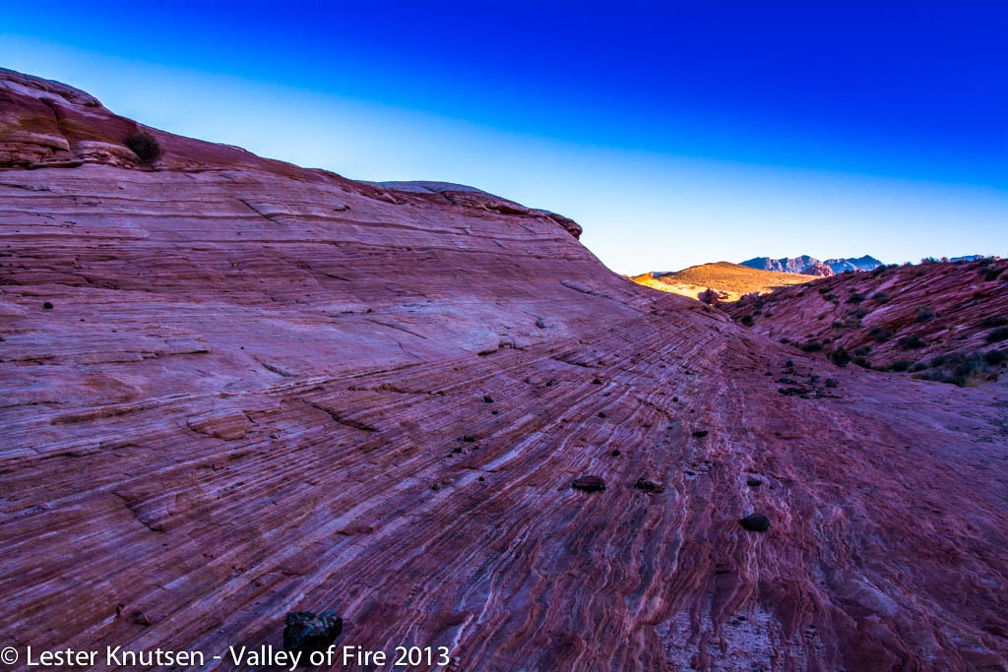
[2,70,1007,671]
[725,260,1008,385]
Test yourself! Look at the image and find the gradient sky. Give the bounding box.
[2,1,1006,273]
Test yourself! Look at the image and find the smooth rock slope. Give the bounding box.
[2,70,1007,671]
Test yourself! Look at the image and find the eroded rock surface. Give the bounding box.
[726,259,1008,384]
[2,69,1008,671]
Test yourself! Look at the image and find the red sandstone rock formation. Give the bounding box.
[726,260,1008,384]
[2,69,1007,670]
[801,263,835,278]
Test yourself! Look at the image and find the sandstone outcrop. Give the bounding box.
[726,259,1008,385]
[801,263,835,277]
[633,262,814,303]
[2,69,1008,670]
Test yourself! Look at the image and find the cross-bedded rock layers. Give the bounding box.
[2,69,1006,671]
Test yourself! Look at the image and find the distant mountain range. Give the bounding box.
[740,255,883,276]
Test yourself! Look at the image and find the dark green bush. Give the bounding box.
[979,316,1008,328]
[981,267,1004,281]
[830,345,851,367]
[950,356,989,386]
[888,360,912,372]
[872,328,893,343]
[987,327,1008,343]
[983,349,1007,365]
[899,335,927,349]
[800,340,823,353]
[125,130,162,164]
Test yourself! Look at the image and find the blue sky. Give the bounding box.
[2,1,1006,273]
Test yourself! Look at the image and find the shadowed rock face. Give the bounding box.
[2,69,1008,671]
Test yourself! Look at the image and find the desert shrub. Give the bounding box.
[981,267,1004,281]
[914,307,935,323]
[983,349,1007,366]
[830,345,851,367]
[951,356,989,387]
[740,314,754,326]
[800,340,823,353]
[899,335,927,349]
[831,320,844,329]
[912,370,954,384]
[872,328,893,343]
[847,292,866,304]
[852,346,871,357]
[888,360,912,372]
[872,292,890,303]
[987,327,1008,343]
[911,361,928,372]
[978,316,1008,328]
[853,307,868,319]
[125,130,162,164]
[825,378,839,388]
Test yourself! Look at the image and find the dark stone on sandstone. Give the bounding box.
[740,513,771,532]
[572,475,606,492]
[283,611,343,659]
[746,478,763,487]
[483,395,493,403]
[462,434,476,443]
[692,430,709,438]
[634,478,664,493]
[592,377,603,385]
[611,449,621,457]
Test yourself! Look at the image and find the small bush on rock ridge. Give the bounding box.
[899,335,927,350]
[986,327,1008,343]
[125,130,162,164]
[830,345,851,367]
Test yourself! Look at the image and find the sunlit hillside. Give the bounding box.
[632,261,817,302]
